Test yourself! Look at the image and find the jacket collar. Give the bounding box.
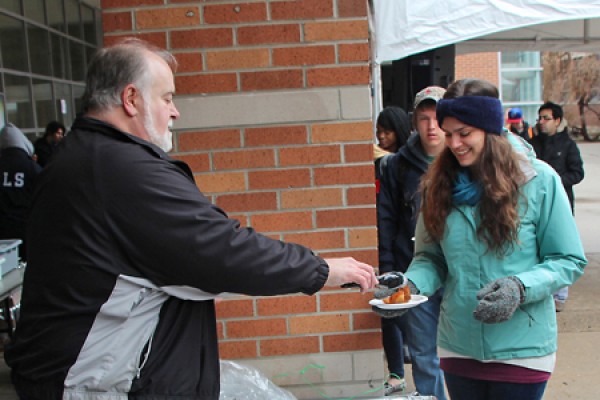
[71,116,194,180]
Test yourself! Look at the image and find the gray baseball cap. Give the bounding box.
[413,86,446,110]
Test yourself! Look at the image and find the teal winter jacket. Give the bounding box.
[405,154,587,361]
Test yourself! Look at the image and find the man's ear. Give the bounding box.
[122,84,141,117]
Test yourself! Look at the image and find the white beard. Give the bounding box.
[144,103,173,153]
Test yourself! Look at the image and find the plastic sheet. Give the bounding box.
[219,360,297,400]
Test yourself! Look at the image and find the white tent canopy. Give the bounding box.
[372,0,600,63]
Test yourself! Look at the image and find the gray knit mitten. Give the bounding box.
[473,276,525,324]
[372,280,419,319]
[374,278,417,300]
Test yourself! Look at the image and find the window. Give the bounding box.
[4,74,34,129]
[0,0,101,135]
[500,52,543,125]
[0,15,29,72]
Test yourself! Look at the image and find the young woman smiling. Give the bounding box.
[402,79,587,400]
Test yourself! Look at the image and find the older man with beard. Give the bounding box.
[4,38,377,400]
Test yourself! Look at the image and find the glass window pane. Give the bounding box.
[73,84,84,117]
[55,83,74,125]
[32,79,56,128]
[501,52,541,69]
[5,74,34,129]
[51,33,68,79]
[502,70,542,103]
[69,40,86,81]
[2,1,22,14]
[65,0,82,39]
[516,106,539,128]
[47,0,65,33]
[85,45,96,69]
[24,0,46,24]
[28,24,53,77]
[0,15,29,72]
[82,5,98,45]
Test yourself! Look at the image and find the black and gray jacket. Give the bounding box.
[377,133,430,274]
[5,117,328,400]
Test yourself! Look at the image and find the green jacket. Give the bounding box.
[406,157,587,361]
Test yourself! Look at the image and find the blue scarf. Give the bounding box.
[452,170,482,206]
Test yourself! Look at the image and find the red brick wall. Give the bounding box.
[101,0,379,361]
[455,52,500,86]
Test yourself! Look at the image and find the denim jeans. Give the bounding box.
[381,288,446,400]
[444,372,547,400]
[381,310,406,380]
[400,288,446,400]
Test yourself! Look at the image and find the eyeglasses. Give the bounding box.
[537,115,554,122]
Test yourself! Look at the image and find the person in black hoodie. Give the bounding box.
[377,87,447,398]
[33,121,65,167]
[530,101,584,311]
[0,123,41,261]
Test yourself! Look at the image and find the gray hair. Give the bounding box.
[81,38,177,113]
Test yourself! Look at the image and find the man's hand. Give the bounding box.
[324,257,377,292]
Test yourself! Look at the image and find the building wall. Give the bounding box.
[455,52,500,87]
[101,1,383,398]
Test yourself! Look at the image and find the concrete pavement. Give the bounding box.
[0,142,599,399]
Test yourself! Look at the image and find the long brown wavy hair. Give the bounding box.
[421,79,526,256]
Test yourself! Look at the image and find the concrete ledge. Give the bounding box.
[237,350,385,399]
[173,86,371,131]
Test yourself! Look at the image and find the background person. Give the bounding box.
[33,120,65,167]
[404,79,586,400]
[374,106,411,191]
[0,123,41,261]
[531,102,584,214]
[376,106,411,155]
[506,107,535,141]
[4,38,377,400]
[530,101,584,311]
[377,86,447,398]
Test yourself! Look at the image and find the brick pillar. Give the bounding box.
[102,0,383,398]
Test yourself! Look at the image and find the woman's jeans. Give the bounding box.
[381,288,446,400]
[444,372,547,400]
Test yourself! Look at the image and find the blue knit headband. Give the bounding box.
[436,96,504,135]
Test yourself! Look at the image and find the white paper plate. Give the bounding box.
[369,295,428,310]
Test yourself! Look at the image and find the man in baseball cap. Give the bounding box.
[413,85,446,110]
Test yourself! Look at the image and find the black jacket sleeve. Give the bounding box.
[377,153,401,273]
[102,144,329,297]
[560,139,584,187]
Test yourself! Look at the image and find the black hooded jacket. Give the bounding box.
[529,128,584,212]
[377,133,430,273]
